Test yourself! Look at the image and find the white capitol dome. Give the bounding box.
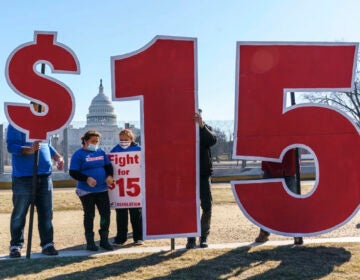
[86,79,117,127]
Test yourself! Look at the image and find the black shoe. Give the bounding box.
[186,238,196,249]
[134,240,144,245]
[113,237,126,246]
[255,229,269,243]
[86,243,99,251]
[42,245,58,256]
[9,248,21,258]
[199,237,208,248]
[113,240,124,246]
[294,237,303,245]
[100,240,114,251]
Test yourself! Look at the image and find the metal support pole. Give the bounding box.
[63,127,69,173]
[0,124,4,174]
[290,92,301,195]
[26,63,45,259]
[171,238,175,250]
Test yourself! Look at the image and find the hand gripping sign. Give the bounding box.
[111,36,199,239]
[232,42,359,236]
[108,151,142,208]
[5,31,80,141]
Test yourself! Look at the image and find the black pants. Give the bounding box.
[79,191,111,235]
[115,208,143,243]
[200,175,212,239]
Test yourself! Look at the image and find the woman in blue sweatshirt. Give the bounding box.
[110,128,143,245]
[69,130,114,251]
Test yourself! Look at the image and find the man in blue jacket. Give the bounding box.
[7,104,64,258]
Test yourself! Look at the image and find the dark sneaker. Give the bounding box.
[294,237,303,245]
[255,230,269,243]
[113,238,126,246]
[86,243,99,251]
[9,248,21,258]
[199,238,208,248]
[42,245,58,256]
[186,238,196,249]
[113,240,124,246]
[134,240,144,245]
[100,240,114,251]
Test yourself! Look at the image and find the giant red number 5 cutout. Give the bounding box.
[111,36,199,238]
[232,43,359,235]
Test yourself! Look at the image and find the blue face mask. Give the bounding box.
[88,144,98,151]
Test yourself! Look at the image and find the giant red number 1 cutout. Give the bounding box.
[232,43,359,235]
[111,36,198,238]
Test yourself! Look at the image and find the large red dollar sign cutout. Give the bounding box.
[5,31,80,140]
[111,36,198,238]
[232,43,359,236]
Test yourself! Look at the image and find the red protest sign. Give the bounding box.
[108,151,142,208]
[111,36,198,239]
[232,42,359,236]
[5,31,80,141]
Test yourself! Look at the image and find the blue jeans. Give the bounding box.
[10,175,54,249]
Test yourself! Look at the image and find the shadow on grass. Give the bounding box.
[152,245,351,279]
[0,245,351,279]
[0,250,187,279]
[57,233,136,251]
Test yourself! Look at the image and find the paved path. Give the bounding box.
[2,236,360,261]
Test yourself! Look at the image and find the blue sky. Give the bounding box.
[1,0,360,124]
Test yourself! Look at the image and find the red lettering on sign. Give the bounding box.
[109,153,140,167]
[115,177,141,197]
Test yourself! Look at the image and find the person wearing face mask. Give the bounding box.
[110,128,143,246]
[69,130,114,251]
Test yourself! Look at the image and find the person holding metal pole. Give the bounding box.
[7,102,64,258]
[186,109,217,249]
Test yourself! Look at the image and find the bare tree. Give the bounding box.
[303,59,360,126]
[211,128,227,162]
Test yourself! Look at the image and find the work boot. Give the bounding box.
[294,237,304,245]
[99,230,113,251]
[9,247,21,258]
[85,232,99,251]
[199,237,208,248]
[255,229,269,243]
[186,237,196,249]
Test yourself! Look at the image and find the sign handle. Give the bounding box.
[26,63,45,259]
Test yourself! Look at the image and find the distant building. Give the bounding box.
[1,80,140,173]
[67,79,140,154]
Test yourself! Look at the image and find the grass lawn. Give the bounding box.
[1,244,360,279]
[1,183,360,279]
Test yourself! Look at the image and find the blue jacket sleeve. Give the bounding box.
[6,125,24,155]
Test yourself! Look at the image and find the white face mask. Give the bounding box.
[88,144,98,151]
[119,141,131,149]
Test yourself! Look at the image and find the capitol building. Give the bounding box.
[0,79,140,175]
[67,79,139,154]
